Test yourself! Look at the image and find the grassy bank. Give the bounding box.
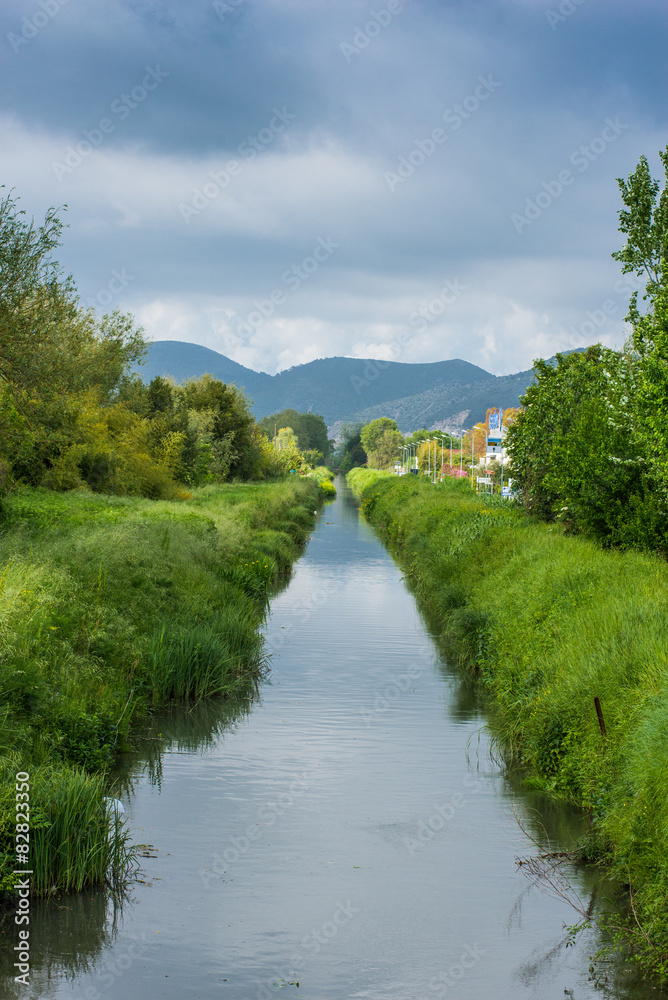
[0,474,329,896]
[348,467,668,979]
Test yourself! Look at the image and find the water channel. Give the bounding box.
[2,476,660,999]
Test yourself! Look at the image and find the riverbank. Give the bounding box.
[348,467,668,980]
[0,474,330,896]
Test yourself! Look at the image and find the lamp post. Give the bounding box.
[470,427,489,487]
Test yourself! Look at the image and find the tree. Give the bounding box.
[333,422,367,472]
[258,409,331,458]
[0,191,145,409]
[612,147,668,510]
[612,146,668,339]
[181,374,261,479]
[360,418,403,469]
[505,347,637,518]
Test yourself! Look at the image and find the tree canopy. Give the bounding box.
[0,190,306,498]
[360,418,403,470]
[258,408,331,458]
[506,145,668,554]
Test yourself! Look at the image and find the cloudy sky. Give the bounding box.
[1,0,666,376]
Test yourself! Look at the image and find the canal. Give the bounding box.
[4,476,658,999]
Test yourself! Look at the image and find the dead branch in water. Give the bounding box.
[513,801,591,921]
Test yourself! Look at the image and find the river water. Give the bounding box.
[2,476,660,999]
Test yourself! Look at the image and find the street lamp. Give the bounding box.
[470,426,488,487]
[434,436,442,483]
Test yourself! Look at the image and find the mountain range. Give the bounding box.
[134,340,540,435]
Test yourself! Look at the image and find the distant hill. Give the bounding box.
[135,340,539,434]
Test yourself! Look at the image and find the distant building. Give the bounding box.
[484,407,507,467]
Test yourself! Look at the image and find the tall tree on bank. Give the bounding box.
[505,146,668,553]
[258,409,332,459]
[612,146,668,504]
[360,417,403,470]
[0,190,145,408]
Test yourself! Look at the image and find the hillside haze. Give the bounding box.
[135,341,534,433]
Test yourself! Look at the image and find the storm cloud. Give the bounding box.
[1,0,665,374]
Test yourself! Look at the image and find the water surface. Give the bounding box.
[2,476,659,999]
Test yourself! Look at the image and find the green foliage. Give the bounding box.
[310,466,336,496]
[332,422,367,472]
[258,409,331,458]
[360,417,403,470]
[0,191,143,411]
[348,467,668,979]
[0,476,322,898]
[0,758,135,895]
[0,190,292,496]
[506,147,668,556]
[612,146,668,326]
[142,605,264,703]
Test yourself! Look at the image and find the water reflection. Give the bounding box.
[0,477,663,999]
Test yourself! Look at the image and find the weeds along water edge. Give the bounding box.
[347,467,668,982]
[0,474,332,898]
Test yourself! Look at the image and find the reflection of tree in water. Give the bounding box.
[113,683,259,794]
[0,887,127,999]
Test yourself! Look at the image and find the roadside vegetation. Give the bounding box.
[348,467,668,978]
[0,188,335,898]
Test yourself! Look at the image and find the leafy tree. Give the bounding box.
[333,422,367,471]
[181,374,261,480]
[612,147,668,335]
[0,191,145,409]
[505,347,634,518]
[361,418,403,470]
[612,146,668,511]
[258,409,331,458]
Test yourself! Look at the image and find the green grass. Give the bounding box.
[348,467,668,980]
[0,476,322,897]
